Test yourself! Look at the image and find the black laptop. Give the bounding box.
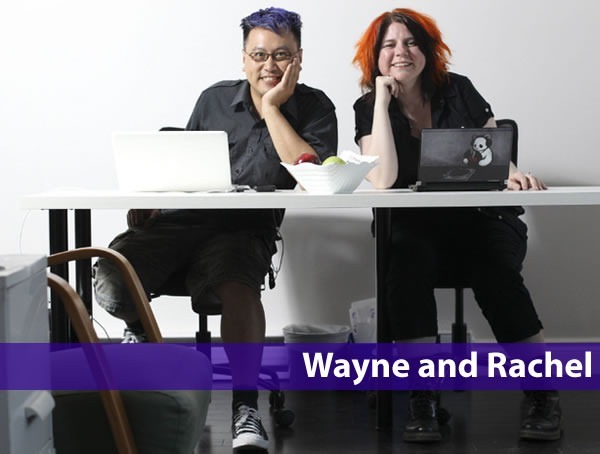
[411,127,513,192]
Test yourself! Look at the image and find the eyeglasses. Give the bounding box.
[243,50,297,63]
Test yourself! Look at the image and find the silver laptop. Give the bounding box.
[412,127,513,192]
[112,131,233,192]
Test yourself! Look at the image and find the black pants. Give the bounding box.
[386,207,543,342]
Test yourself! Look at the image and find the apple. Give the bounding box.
[322,156,346,166]
[294,153,321,165]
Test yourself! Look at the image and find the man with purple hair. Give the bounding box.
[94,7,337,451]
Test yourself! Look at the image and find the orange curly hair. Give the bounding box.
[353,8,452,95]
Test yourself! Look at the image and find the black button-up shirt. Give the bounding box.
[186,79,338,189]
[173,79,337,230]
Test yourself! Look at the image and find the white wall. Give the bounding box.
[3,0,600,341]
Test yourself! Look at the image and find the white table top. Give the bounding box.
[21,186,600,210]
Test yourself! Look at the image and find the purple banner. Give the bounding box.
[0,343,599,390]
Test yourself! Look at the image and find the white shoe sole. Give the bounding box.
[232,433,269,450]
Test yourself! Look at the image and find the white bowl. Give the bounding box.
[281,158,376,194]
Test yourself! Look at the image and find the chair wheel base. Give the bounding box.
[269,391,294,427]
[272,408,295,427]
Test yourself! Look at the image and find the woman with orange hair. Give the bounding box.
[353,8,560,443]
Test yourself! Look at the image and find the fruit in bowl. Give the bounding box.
[322,156,346,166]
[281,150,378,194]
[293,153,321,165]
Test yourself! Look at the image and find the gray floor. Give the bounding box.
[196,389,600,454]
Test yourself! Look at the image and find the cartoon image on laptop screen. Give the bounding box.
[413,127,513,191]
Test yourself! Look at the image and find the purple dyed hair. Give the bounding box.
[240,7,302,48]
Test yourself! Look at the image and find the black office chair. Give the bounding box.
[435,118,519,343]
[149,127,295,428]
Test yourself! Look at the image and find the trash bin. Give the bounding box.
[282,324,351,387]
[282,323,351,344]
[349,298,377,343]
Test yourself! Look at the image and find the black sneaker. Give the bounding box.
[520,390,562,441]
[403,391,446,442]
[232,404,269,451]
[121,328,147,343]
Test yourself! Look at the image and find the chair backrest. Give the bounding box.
[48,247,163,341]
[48,249,212,454]
[48,274,137,454]
[47,247,163,454]
[496,118,518,165]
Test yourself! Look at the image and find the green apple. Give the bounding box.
[322,156,346,166]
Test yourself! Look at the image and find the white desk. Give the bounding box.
[22,186,600,428]
[21,186,600,210]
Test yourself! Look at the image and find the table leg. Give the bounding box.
[374,207,393,430]
[75,209,92,314]
[49,209,71,342]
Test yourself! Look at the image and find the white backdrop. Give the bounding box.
[3,0,600,340]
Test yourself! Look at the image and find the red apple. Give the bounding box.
[293,153,321,165]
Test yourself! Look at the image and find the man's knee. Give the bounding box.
[93,258,138,322]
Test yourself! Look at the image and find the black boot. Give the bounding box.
[520,390,562,441]
[403,391,447,442]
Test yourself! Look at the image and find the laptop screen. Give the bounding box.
[418,128,513,185]
[112,131,233,192]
